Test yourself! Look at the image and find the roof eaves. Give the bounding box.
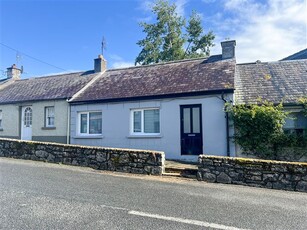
[0,97,69,105]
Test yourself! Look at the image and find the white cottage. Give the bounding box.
[69,41,237,161]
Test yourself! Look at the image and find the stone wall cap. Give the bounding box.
[199,154,307,166]
[0,138,165,155]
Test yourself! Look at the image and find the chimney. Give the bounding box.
[7,64,22,80]
[94,55,107,73]
[221,40,236,59]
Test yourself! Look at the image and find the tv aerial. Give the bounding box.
[101,36,107,56]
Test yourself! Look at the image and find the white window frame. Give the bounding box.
[130,108,161,135]
[77,111,102,136]
[45,106,55,127]
[0,110,2,129]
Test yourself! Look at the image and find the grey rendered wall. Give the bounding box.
[70,95,235,161]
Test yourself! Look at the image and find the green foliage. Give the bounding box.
[298,97,307,116]
[226,102,307,160]
[185,11,215,58]
[135,0,215,65]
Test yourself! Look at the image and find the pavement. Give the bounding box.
[1,157,307,230]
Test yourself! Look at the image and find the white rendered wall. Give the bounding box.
[70,95,235,161]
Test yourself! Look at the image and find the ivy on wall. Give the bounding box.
[298,97,307,116]
[226,102,307,160]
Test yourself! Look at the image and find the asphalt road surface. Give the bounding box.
[1,158,307,230]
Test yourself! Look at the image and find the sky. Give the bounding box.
[0,0,306,78]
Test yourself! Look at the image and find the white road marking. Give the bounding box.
[100,204,128,211]
[92,202,251,229]
[128,210,250,230]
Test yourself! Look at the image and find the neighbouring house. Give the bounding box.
[0,64,21,88]
[68,41,237,161]
[235,58,307,158]
[280,48,307,61]
[0,65,98,143]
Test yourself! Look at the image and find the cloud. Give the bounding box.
[202,0,216,3]
[175,0,189,17]
[112,61,135,69]
[136,0,189,19]
[137,0,154,12]
[208,0,307,62]
[135,16,153,23]
[109,54,123,61]
[110,54,134,69]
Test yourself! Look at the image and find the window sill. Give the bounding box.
[127,134,163,139]
[73,135,104,139]
[41,127,56,130]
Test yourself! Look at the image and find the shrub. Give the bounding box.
[298,97,307,116]
[226,102,307,160]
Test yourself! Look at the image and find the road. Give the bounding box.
[0,158,307,230]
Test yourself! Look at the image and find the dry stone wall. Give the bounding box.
[0,138,165,175]
[198,155,307,192]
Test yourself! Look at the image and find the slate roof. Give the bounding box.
[281,48,307,61]
[0,78,10,85]
[235,60,307,104]
[70,56,236,103]
[0,71,97,104]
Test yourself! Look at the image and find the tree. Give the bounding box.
[135,0,215,65]
[185,11,215,58]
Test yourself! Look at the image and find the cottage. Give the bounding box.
[69,41,237,161]
[235,57,307,158]
[0,67,97,143]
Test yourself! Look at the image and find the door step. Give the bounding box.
[163,167,198,179]
[163,172,182,177]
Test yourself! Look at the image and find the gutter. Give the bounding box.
[221,93,231,157]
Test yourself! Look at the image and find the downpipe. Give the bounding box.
[221,93,230,157]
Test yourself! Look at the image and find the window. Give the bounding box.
[131,108,160,135]
[24,107,32,127]
[78,111,102,135]
[45,106,55,127]
[0,110,2,129]
[284,112,307,135]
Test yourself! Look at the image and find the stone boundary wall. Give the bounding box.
[0,138,165,175]
[198,155,307,192]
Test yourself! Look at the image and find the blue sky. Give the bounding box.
[0,0,306,78]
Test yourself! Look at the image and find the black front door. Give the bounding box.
[180,104,203,155]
